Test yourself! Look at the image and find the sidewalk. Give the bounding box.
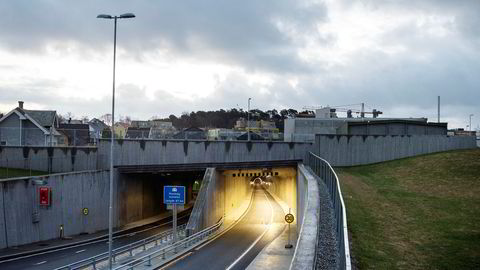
[0,206,192,260]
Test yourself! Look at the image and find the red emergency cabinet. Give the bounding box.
[39,187,51,206]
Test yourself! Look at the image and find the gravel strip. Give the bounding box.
[305,167,339,270]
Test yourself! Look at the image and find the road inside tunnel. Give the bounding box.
[117,169,205,227]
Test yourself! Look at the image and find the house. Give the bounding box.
[89,118,109,140]
[150,120,176,139]
[173,127,206,140]
[58,123,91,146]
[130,120,151,129]
[207,128,240,140]
[125,127,151,139]
[0,101,62,146]
[237,132,266,141]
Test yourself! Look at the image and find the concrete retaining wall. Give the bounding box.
[290,164,320,270]
[97,139,312,167]
[314,135,477,166]
[0,170,110,248]
[0,146,100,173]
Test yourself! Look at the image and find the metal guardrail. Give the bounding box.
[112,218,224,270]
[55,224,187,270]
[306,152,352,270]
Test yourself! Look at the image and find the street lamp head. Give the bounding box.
[97,14,113,19]
[119,13,135,19]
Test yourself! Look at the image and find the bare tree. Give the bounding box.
[81,116,89,124]
[99,113,112,126]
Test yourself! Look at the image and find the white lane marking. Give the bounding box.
[75,249,86,254]
[226,190,274,270]
[34,260,47,265]
[194,190,256,252]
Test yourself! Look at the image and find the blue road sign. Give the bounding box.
[164,186,186,205]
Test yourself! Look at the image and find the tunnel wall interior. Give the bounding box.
[266,167,297,218]
[0,170,110,248]
[187,168,253,234]
[115,170,199,227]
[221,169,253,222]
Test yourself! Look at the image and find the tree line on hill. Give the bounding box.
[157,108,304,131]
[53,108,310,132]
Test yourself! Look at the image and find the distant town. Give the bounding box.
[0,101,477,147]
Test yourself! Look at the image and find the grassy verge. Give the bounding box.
[0,167,47,179]
[337,149,480,269]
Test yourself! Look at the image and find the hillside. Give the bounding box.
[337,149,480,269]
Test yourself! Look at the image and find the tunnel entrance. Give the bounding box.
[219,167,298,219]
[116,169,205,226]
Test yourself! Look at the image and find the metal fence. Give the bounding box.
[0,127,285,145]
[112,217,223,269]
[305,152,351,270]
[55,224,187,270]
[0,155,105,178]
[0,127,100,147]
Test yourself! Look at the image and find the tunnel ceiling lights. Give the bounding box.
[232,171,279,177]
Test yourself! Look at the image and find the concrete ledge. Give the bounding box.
[290,164,319,270]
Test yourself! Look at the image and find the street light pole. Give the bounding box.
[247,98,251,141]
[469,114,474,132]
[97,13,135,270]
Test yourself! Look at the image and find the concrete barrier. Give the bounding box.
[97,139,312,167]
[314,135,477,166]
[0,170,109,248]
[289,164,320,270]
[186,168,216,234]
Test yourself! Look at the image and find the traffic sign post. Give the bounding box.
[285,209,294,249]
[164,186,186,243]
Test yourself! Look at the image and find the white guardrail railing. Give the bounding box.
[111,218,223,270]
[55,224,187,270]
[306,152,352,270]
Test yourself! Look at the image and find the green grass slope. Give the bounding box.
[0,167,47,179]
[337,149,480,269]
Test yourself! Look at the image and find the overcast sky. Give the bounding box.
[0,0,478,129]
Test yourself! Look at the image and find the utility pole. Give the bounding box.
[247,98,251,141]
[469,114,474,132]
[437,96,440,123]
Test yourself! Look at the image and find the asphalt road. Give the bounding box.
[163,187,285,270]
[0,212,190,270]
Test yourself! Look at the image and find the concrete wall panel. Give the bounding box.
[0,184,5,248]
[0,170,109,248]
[314,135,477,167]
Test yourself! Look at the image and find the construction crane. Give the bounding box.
[303,103,383,118]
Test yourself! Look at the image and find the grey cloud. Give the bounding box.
[0,1,479,129]
[0,0,328,73]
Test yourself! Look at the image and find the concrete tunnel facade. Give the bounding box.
[186,166,299,235]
